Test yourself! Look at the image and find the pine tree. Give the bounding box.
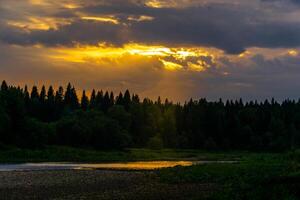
[90,89,96,108]
[156,96,162,105]
[24,85,30,106]
[81,90,89,111]
[109,92,115,107]
[123,90,131,110]
[1,80,8,91]
[70,87,79,109]
[54,86,64,118]
[96,90,104,109]
[103,91,110,112]
[47,86,55,102]
[40,85,46,103]
[55,86,64,105]
[132,94,140,104]
[64,83,72,106]
[116,92,124,105]
[31,86,39,100]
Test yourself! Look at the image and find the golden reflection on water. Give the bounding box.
[78,161,195,170]
[0,161,238,171]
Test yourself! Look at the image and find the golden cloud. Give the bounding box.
[81,16,120,25]
[7,17,72,31]
[47,43,219,71]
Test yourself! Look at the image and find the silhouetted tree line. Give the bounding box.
[0,80,299,151]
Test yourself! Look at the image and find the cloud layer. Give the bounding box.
[1,0,300,53]
[1,0,300,101]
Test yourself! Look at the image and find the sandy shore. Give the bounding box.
[0,170,212,200]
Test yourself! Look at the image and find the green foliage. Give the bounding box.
[56,110,131,149]
[21,118,55,148]
[0,147,233,163]
[0,80,299,151]
[147,135,164,150]
[81,90,89,111]
[158,153,300,200]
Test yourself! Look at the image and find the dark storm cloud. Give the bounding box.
[2,0,300,53]
[81,1,300,53]
[0,20,128,47]
[262,0,300,4]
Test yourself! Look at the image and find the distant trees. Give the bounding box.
[0,80,299,151]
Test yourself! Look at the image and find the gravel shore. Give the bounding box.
[0,170,212,200]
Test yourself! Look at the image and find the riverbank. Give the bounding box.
[0,170,213,200]
[158,150,300,199]
[0,152,298,200]
[0,146,244,163]
[0,147,299,199]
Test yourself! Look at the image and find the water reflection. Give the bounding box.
[0,161,236,172]
[78,161,195,170]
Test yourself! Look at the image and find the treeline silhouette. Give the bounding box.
[0,80,299,151]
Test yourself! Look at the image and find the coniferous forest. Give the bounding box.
[0,80,299,151]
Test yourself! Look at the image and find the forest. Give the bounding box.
[0,80,298,151]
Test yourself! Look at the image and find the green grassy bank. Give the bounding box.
[0,146,298,199]
[0,146,243,163]
[158,150,300,200]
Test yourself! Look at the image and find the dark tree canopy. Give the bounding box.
[0,80,299,151]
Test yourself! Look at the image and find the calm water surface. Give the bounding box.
[0,161,236,172]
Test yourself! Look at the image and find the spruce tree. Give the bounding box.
[70,87,79,109]
[24,85,30,106]
[132,94,140,104]
[116,92,124,105]
[31,86,39,100]
[55,86,64,105]
[40,85,46,103]
[123,90,131,110]
[64,83,72,106]
[110,91,115,107]
[1,80,8,91]
[81,90,89,111]
[90,89,96,108]
[47,86,55,102]
[103,91,110,112]
[96,90,104,109]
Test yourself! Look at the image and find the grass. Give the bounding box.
[157,151,300,200]
[0,146,299,199]
[0,146,243,163]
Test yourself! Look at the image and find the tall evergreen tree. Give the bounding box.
[109,92,115,107]
[96,90,104,109]
[132,94,140,104]
[123,90,131,111]
[1,80,8,91]
[64,83,72,106]
[116,92,124,105]
[24,85,30,106]
[40,85,46,103]
[102,91,110,112]
[90,89,96,108]
[55,86,64,105]
[31,86,39,100]
[47,86,55,102]
[81,90,89,111]
[70,87,79,109]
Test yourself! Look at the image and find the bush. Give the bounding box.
[147,135,163,150]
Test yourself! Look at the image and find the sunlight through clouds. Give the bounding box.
[7,17,71,31]
[2,0,300,101]
[46,43,218,72]
[81,16,120,24]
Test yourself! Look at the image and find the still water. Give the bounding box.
[0,161,236,171]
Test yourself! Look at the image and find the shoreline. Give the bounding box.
[0,169,212,200]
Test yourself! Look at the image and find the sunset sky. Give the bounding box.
[1,0,300,101]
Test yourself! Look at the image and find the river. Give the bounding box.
[0,160,236,171]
